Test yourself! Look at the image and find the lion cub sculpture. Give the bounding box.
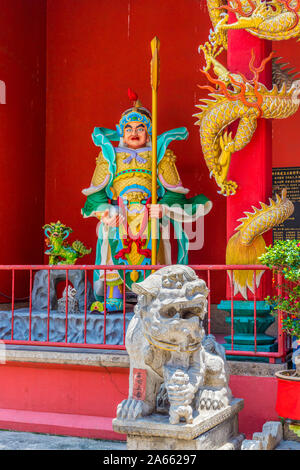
[117,265,232,425]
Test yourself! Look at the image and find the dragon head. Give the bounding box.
[132,265,209,353]
[43,221,72,251]
[272,57,300,105]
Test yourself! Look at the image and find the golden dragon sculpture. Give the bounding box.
[207,0,300,48]
[226,189,294,298]
[194,43,300,195]
[199,1,298,299]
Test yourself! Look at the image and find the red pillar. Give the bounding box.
[227,18,273,300]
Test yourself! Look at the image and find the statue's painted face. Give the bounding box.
[123,121,149,149]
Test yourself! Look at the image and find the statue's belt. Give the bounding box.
[144,331,201,354]
[115,169,152,179]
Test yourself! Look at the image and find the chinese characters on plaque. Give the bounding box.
[272,167,300,241]
[132,368,147,401]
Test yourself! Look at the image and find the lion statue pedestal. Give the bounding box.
[113,265,244,450]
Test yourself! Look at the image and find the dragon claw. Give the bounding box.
[216,180,238,197]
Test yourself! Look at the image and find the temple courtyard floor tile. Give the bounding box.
[0,429,298,450]
[0,430,127,450]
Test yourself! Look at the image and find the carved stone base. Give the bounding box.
[113,398,244,450]
[31,269,95,312]
[0,309,134,344]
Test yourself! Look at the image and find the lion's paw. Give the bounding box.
[116,398,154,420]
[169,404,193,425]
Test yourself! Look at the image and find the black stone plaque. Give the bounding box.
[272,167,300,241]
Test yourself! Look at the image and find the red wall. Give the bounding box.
[0,0,46,263]
[45,0,227,299]
[0,0,46,298]
[0,361,279,440]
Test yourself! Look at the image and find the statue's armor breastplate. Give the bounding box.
[89,147,182,202]
[113,149,152,200]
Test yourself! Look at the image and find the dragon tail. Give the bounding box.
[72,240,92,257]
[226,231,266,299]
[194,93,225,127]
[226,189,294,299]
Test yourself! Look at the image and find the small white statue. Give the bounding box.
[57,286,80,314]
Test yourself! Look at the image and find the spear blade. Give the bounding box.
[150,36,160,267]
[151,37,160,92]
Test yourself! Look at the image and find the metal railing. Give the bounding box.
[0,264,290,362]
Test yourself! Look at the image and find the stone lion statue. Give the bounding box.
[117,265,232,425]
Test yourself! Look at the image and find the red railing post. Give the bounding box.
[84,269,87,344]
[103,267,107,345]
[29,269,33,341]
[65,268,69,343]
[123,269,126,346]
[253,270,257,354]
[47,269,50,341]
[11,268,15,340]
[207,269,211,336]
[277,271,284,358]
[230,269,234,352]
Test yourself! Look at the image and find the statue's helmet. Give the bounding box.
[116,88,152,137]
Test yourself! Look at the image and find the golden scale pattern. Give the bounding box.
[195,48,300,195]
[236,190,295,245]
[207,0,300,48]
[197,0,299,297]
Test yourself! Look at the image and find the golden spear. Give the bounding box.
[150,36,160,266]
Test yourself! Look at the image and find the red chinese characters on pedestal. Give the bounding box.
[132,368,147,401]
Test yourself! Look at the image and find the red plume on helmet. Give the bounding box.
[128,88,138,105]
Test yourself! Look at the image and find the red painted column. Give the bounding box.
[227,16,273,300]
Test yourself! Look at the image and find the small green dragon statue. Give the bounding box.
[43,221,92,265]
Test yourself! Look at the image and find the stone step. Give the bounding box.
[0,408,126,441]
